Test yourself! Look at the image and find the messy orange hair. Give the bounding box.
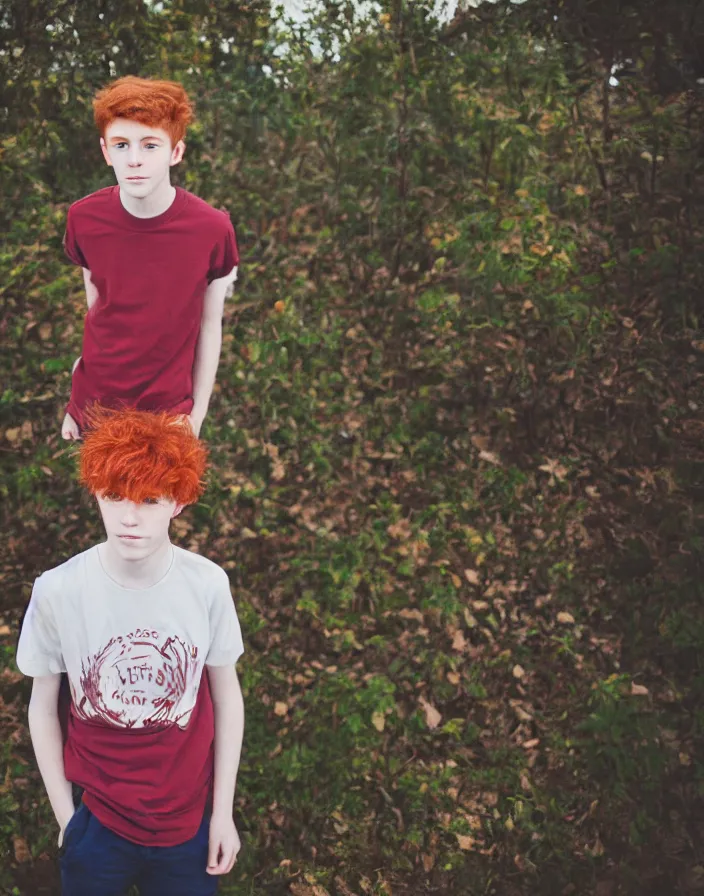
[93,76,193,145]
[79,409,207,505]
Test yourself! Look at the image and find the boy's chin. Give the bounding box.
[112,536,149,554]
[119,178,166,198]
[120,180,152,194]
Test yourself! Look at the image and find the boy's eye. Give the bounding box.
[143,497,160,505]
[114,142,127,149]
[144,143,158,150]
[103,492,123,502]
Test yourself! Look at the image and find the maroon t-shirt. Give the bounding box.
[64,674,215,847]
[63,186,239,428]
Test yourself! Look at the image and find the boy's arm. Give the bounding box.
[72,268,98,374]
[81,267,99,310]
[190,267,238,437]
[206,663,244,875]
[62,268,98,440]
[27,675,75,841]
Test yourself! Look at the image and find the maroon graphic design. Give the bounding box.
[76,630,200,728]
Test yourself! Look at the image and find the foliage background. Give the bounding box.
[1,1,704,894]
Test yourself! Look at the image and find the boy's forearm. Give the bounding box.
[28,704,75,829]
[191,317,223,425]
[210,675,245,819]
[82,267,98,310]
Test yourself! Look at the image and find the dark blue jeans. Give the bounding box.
[59,802,218,896]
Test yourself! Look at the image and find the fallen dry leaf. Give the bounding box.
[387,519,412,540]
[556,611,575,624]
[470,433,491,451]
[13,836,31,863]
[512,664,526,679]
[171,518,192,538]
[399,608,424,623]
[290,884,330,896]
[451,629,467,651]
[456,833,475,850]
[586,834,605,857]
[418,696,442,729]
[539,458,568,481]
[630,682,649,696]
[333,877,358,896]
[371,711,385,732]
[274,701,289,716]
[464,568,480,586]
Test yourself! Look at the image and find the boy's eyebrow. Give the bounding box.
[108,135,165,143]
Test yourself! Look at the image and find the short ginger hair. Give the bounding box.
[93,76,193,145]
[80,409,207,505]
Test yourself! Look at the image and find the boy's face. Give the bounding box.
[96,493,183,562]
[100,119,185,201]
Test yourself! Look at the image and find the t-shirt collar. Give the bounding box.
[111,185,187,231]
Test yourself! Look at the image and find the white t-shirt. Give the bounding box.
[17,544,244,730]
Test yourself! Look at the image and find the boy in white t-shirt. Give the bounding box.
[16,410,245,896]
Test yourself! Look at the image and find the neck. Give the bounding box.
[98,539,174,590]
[119,181,176,219]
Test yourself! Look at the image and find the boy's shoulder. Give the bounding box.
[68,186,117,217]
[179,189,232,231]
[34,545,98,594]
[172,545,229,587]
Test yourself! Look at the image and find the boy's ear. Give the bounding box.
[100,137,112,167]
[170,140,185,166]
[171,503,185,519]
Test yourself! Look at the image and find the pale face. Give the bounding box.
[100,119,185,202]
[96,494,183,563]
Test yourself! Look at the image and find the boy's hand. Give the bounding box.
[187,412,204,438]
[57,808,75,847]
[61,412,80,440]
[206,813,240,875]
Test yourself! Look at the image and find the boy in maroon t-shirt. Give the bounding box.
[61,76,239,440]
[17,410,245,895]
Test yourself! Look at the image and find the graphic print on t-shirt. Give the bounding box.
[74,629,200,729]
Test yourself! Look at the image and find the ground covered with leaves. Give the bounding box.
[2,2,704,895]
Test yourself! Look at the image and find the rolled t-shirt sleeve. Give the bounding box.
[205,568,244,666]
[63,206,88,267]
[16,576,65,677]
[207,215,239,283]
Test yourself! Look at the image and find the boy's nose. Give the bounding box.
[127,147,142,166]
[120,502,140,525]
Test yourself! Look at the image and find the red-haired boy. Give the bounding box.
[61,76,239,440]
[17,410,244,895]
